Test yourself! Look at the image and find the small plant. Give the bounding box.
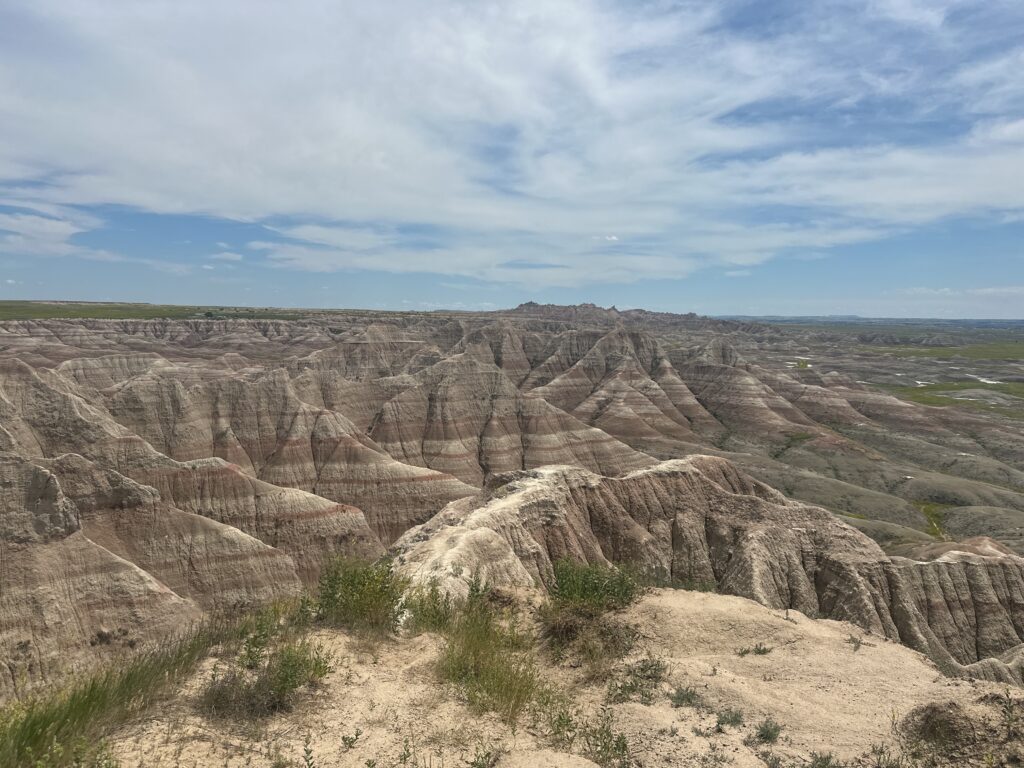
[759,753,783,768]
[549,560,642,612]
[301,734,316,768]
[737,642,772,657]
[846,635,863,652]
[670,685,702,708]
[341,728,362,750]
[999,688,1020,740]
[809,753,845,768]
[580,707,633,768]
[467,744,503,768]
[317,558,407,637]
[751,716,782,744]
[404,582,455,635]
[200,637,332,719]
[607,657,667,704]
[716,708,743,729]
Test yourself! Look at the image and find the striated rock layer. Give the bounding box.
[393,456,1024,683]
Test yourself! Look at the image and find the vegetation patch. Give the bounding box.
[317,557,408,638]
[199,635,332,719]
[539,560,642,678]
[910,500,951,539]
[607,657,667,704]
[437,579,539,724]
[0,613,261,767]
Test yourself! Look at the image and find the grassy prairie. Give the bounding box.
[887,381,1024,420]
[0,301,305,320]
[879,342,1024,360]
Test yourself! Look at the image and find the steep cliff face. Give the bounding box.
[393,456,1024,683]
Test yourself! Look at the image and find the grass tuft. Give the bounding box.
[437,580,538,724]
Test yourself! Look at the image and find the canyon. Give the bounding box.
[1,303,1023,763]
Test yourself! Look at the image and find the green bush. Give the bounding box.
[669,685,702,708]
[716,708,744,729]
[404,581,455,635]
[540,560,642,678]
[550,560,642,613]
[753,716,782,744]
[317,558,407,637]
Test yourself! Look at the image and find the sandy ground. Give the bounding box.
[106,588,1008,767]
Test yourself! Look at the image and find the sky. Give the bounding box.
[0,0,1023,318]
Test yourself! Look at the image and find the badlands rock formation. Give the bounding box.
[394,457,1024,683]
[1,305,1023,696]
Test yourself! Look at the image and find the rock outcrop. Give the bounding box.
[393,456,1024,683]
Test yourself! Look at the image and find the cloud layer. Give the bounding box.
[0,0,1022,288]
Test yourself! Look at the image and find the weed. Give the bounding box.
[669,685,702,709]
[809,753,845,768]
[751,716,782,745]
[607,657,667,704]
[737,642,772,657]
[341,728,363,750]
[437,585,538,724]
[0,616,248,767]
[199,637,332,719]
[580,707,633,768]
[846,635,863,652]
[716,708,743,729]
[404,582,455,635]
[549,560,642,612]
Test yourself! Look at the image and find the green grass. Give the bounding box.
[887,381,1024,420]
[549,559,643,612]
[539,561,642,678]
[878,342,1024,361]
[437,581,539,724]
[316,558,408,638]
[0,615,253,767]
[0,300,307,321]
[911,500,952,539]
[200,635,332,719]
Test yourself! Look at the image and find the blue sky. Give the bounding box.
[1,0,1022,317]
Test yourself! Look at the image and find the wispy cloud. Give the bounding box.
[0,1,1021,286]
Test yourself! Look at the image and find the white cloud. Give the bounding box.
[0,1,1020,286]
[202,264,215,270]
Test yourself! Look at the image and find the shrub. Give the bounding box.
[670,685,702,708]
[737,642,772,657]
[752,716,782,744]
[317,558,407,637]
[540,561,642,677]
[404,581,455,635]
[550,560,642,613]
[200,637,332,719]
[716,708,743,729]
[809,753,845,768]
